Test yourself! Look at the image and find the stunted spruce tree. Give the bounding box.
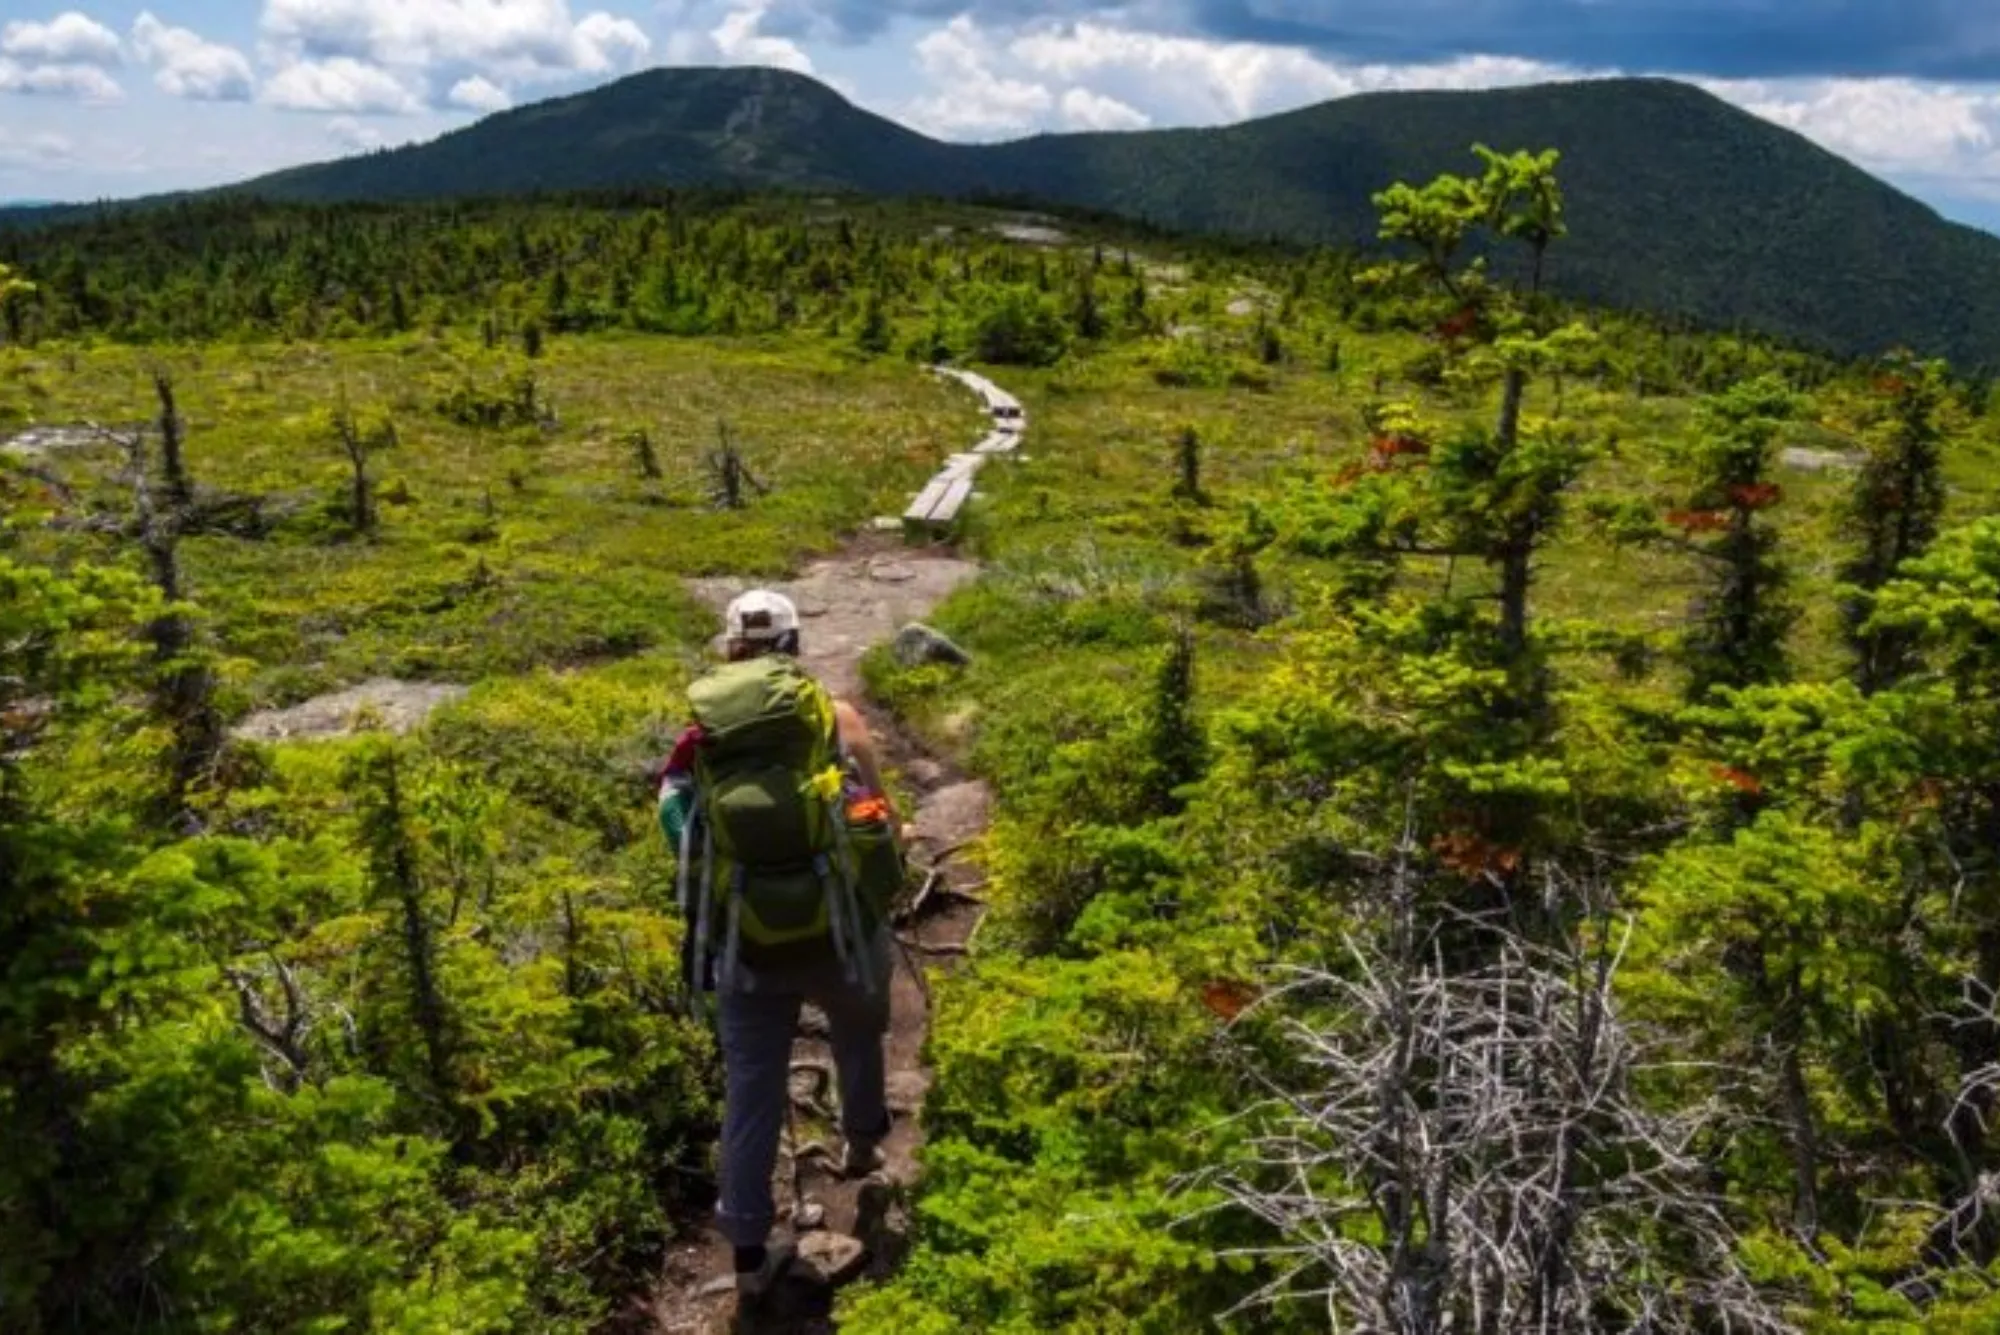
[1842,351,1954,693]
[1310,146,1595,713]
[1670,375,1799,701]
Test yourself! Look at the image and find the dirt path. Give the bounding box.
[642,536,992,1335]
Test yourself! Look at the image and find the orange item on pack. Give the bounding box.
[847,794,892,823]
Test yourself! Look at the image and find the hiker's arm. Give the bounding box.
[834,700,906,834]
[654,725,702,857]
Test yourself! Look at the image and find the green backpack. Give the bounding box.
[676,655,902,990]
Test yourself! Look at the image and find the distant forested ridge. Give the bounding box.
[0,189,1854,405]
[9,67,1994,369]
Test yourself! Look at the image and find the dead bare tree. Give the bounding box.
[332,395,398,535]
[704,419,769,510]
[153,371,194,512]
[630,427,662,480]
[221,952,315,1092]
[1914,981,2000,1272]
[94,417,221,824]
[1204,830,1791,1334]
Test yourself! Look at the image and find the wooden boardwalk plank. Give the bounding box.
[909,366,1022,541]
[927,476,974,525]
[904,477,951,523]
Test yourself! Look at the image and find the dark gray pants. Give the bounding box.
[715,969,891,1249]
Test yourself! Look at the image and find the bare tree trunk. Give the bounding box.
[1773,980,1822,1242]
[335,404,373,534]
[120,424,219,822]
[561,891,583,1000]
[1494,365,1534,674]
[153,372,193,513]
[1498,540,1532,666]
[634,428,662,480]
[1496,366,1526,453]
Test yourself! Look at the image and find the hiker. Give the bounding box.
[656,589,907,1300]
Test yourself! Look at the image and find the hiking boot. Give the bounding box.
[734,1240,795,1302]
[840,1139,887,1179]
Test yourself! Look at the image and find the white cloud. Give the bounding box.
[0,128,76,168]
[573,10,650,72]
[0,58,122,101]
[131,13,254,101]
[1008,21,1565,125]
[325,113,385,149]
[262,56,422,113]
[1700,76,2000,199]
[879,15,1578,142]
[902,16,1051,138]
[1060,86,1148,131]
[709,0,814,74]
[260,0,652,89]
[1,12,122,68]
[448,73,513,112]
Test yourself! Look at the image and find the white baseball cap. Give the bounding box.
[724,589,800,643]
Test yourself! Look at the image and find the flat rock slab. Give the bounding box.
[915,781,992,849]
[1781,446,1864,472]
[233,679,469,742]
[992,223,1066,246]
[2,424,122,458]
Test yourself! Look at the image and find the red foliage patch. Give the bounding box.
[1437,305,1480,341]
[1371,434,1431,458]
[1666,509,1732,533]
[1711,765,1763,795]
[1366,434,1431,471]
[1431,831,1523,880]
[1875,374,1910,397]
[1201,980,1261,1022]
[1728,483,1782,510]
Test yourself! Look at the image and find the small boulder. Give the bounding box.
[894,623,971,669]
[795,1232,869,1286]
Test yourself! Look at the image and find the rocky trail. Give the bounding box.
[639,376,1015,1333]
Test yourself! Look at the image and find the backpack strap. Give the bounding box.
[718,864,746,993]
[692,817,717,992]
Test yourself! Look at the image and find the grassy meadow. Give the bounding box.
[7,334,974,712]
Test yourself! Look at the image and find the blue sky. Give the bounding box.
[5,0,2000,233]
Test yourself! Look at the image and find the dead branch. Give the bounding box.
[1200,833,1791,1334]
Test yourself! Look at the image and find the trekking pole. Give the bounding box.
[893,931,932,1012]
